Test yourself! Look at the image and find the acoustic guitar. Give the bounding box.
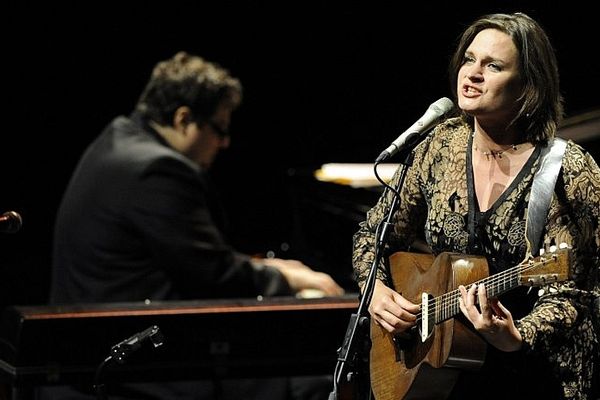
[370,245,571,400]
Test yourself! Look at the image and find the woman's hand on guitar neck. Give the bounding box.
[458,283,523,352]
[368,280,420,333]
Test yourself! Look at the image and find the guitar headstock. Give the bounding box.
[519,243,572,286]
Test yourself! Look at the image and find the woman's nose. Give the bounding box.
[466,65,483,81]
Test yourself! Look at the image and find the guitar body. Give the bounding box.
[370,252,489,400]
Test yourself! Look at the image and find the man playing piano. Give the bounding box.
[41,51,344,400]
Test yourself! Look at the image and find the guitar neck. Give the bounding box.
[410,247,569,329]
[428,264,522,325]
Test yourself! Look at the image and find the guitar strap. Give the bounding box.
[525,137,568,257]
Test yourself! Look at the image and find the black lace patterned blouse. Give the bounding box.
[352,117,599,399]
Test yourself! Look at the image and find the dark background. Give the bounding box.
[1,2,599,305]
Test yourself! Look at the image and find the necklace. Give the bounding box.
[472,132,519,159]
[473,143,519,159]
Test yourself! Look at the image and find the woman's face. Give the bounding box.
[457,28,523,125]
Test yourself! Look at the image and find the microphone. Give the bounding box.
[110,325,164,364]
[0,211,22,233]
[375,97,455,162]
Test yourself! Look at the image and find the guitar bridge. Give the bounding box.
[420,292,435,342]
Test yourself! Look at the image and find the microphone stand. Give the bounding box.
[329,147,416,400]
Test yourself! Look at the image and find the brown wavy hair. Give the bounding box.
[449,12,563,144]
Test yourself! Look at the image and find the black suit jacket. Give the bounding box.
[50,113,291,304]
[41,115,334,400]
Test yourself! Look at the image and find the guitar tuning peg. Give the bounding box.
[539,248,545,255]
[559,242,569,249]
[549,245,557,253]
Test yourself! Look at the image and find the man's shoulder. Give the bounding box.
[104,116,199,173]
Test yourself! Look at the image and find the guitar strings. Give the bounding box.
[416,266,522,324]
[415,256,557,324]
[421,257,554,323]
[419,268,521,323]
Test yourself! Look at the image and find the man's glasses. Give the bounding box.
[204,119,230,138]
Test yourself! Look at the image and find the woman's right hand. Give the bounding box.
[368,279,420,333]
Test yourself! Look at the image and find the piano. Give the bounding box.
[0,295,359,398]
[285,168,382,293]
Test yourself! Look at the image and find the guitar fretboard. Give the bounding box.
[417,254,559,326]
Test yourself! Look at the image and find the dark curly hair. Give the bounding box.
[135,51,242,125]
